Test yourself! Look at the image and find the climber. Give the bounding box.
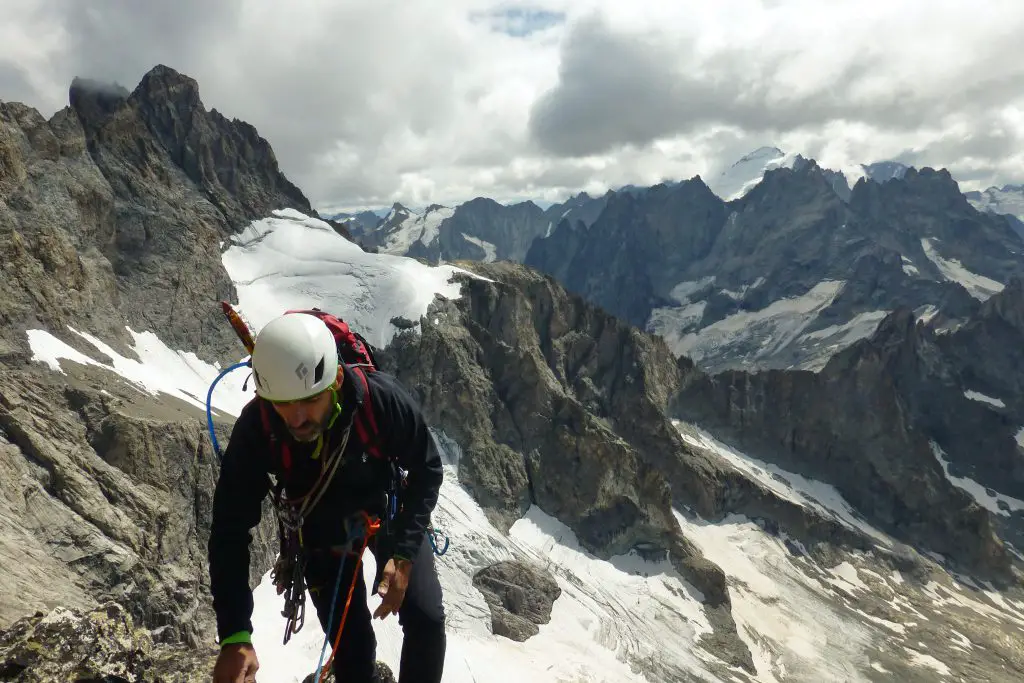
[208,311,446,683]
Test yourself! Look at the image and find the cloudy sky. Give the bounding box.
[3,0,1024,212]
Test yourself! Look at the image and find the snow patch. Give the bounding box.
[920,237,1004,300]
[668,276,717,304]
[460,233,496,262]
[671,280,847,365]
[26,326,253,417]
[377,204,455,254]
[914,304,940,325]
[721,277,765,301]
[673,511,876,683]
[648,301,707,350]
[966,185,1024,224]
[675,423,892,546]
[930,441,1024,516]
[964,390,1006,408]
[798,309,890,370]
[221,209,484,350]
[708,147,800,202]
[905,647,951,676]
[901,255,920,277]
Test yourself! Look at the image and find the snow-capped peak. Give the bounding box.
[860,160,909,183]
[707,146,800,202]
[374,203,455,255]
[966,184,1024,225]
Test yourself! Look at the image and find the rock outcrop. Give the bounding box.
[0,362,278,645]
[0,602,216,682]
[472,560,561,641]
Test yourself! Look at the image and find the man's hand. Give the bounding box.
[213,643,260,683]
[374,557,413,619]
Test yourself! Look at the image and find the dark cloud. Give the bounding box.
[528,13,1024,158]
[903,124,1022,167]
[1,0,492,206]
[59,0,244,86]
[0,61,40,107]
[3,2,1022,208]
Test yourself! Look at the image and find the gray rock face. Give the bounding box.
[0,64,298,651]
[2,64,318,367]
[472,560,561,641]
[431,197,550,263]
[527,178,728,328]
[525,162,1024,373]
[380,261,758,671]
[0,364,278,644]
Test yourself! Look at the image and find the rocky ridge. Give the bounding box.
[2,64,321,367]
[526,160,1024,373]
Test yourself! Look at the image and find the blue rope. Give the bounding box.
[312,515,375,681]
[313,552,348,681]
[205,359,250,460]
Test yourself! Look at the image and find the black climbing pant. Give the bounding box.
[305,533,446,683]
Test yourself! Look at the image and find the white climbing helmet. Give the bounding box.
[250,312,339,402]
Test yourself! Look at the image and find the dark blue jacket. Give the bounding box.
[207,364,443,642]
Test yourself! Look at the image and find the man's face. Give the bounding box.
[271,387,335,442]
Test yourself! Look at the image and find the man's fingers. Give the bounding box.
[373,587,404,619]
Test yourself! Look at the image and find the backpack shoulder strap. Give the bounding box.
[349,365,387,461]
[259,398,292,476]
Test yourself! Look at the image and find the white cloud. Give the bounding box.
[1,0,1022,210]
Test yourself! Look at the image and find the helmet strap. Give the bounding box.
[326,387,342,430]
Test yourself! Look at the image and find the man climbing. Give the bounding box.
[208,311,447,683]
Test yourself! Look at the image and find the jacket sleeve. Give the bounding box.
[208,405,271,642]
[374,375,444,562]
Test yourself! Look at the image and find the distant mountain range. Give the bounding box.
[343,149,1024,374]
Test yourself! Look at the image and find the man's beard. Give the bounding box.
[287,415,327,443]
